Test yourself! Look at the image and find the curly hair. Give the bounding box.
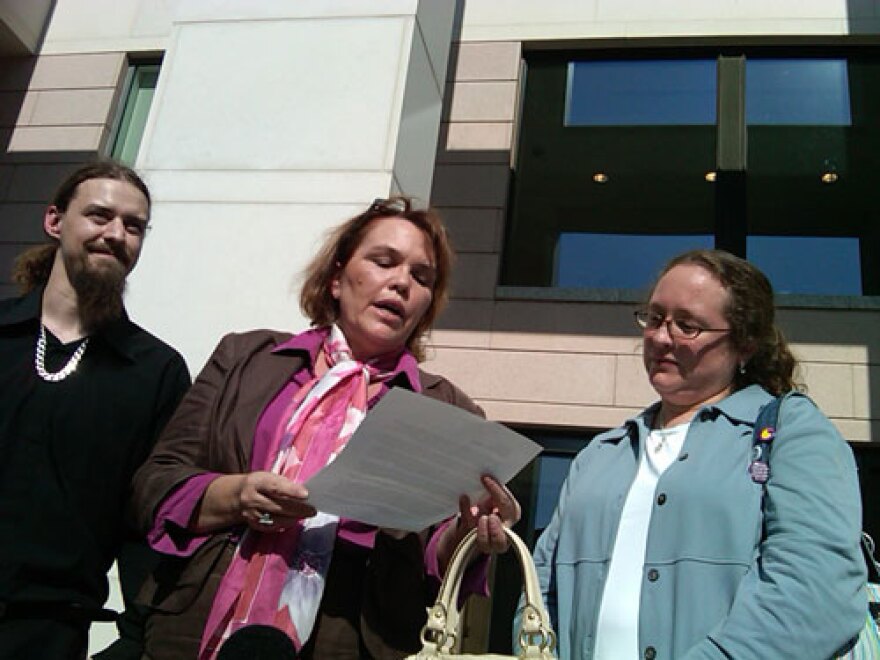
[655,249,803,396]
[299,196,453,362]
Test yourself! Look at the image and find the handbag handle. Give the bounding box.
[863,532,880,579]
[417,526,556,658]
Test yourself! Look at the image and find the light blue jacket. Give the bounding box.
[526,385,866,659]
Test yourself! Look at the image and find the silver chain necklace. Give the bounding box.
[34,324,89,382]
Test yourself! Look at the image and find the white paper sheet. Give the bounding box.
[304,387,542,532]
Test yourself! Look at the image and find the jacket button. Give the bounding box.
[678,452,689,461]
[647,568,659,582]
[644,646,657,660]
[656,493,667,505]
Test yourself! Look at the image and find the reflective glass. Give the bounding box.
[504,56,717,287]
[746,59,851,126]
[111,63,160,165]
[506,53,880,296]
[566,60,717,126]
[533,454,573,531]
[747,57,880,296]
[555,233,713,288]
[748,236,862,296]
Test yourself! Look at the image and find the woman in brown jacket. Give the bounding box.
[131,198,519,659]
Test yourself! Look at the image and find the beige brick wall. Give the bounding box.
[431,39,518,302]
[426,40,880,443]
[0,51,125,297]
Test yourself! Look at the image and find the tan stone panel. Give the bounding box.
[490,300,642,353]
[419,347,485,397]
[481,400,636,430]
[8,125,104,152]
[431,163,509,208]
[0,163,12,199]
[29,53,125,90]
[441,121,513,153]
[0,202,46,241]
[789,342,869,365]
[434,298,494,335]
[800,362,854,417]
[439,206,501,253]
[489,328,641,355]
[435,123,511,164]
[853,365,880,421]
[429,327,492,351]
[0,91,36,127]
[450,253,498,299]
[28,88,116,126]
[614,354,657,408]
[780,307,880,360]
[0,242,33,283]
[443,81,517,122]
[451,42,521,82]
[4,162,88,203]
[831,418,876,443]
[427,346,616,406]
[0,57,37,92]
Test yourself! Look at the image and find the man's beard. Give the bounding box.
[64,248,128,332]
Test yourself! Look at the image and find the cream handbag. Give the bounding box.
[407,527,556,659]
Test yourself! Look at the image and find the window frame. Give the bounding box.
[501,44,880,308]
[106,57,163,166]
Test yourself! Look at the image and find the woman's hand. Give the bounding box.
[436,475,521,572]
[459,475,521,553]
[237,471,317,532]
[195,471,316,533]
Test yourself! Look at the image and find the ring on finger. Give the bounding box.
[257,511,274,526]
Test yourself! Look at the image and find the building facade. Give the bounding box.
[2,0,880,653]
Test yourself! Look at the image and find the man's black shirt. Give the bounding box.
[0,287,190,613]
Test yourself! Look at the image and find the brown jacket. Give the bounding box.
[131,329,483,659]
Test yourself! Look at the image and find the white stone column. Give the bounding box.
[127,0,456,370]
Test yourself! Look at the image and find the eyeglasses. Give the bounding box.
[366,197,409,217]
[634,310,731,341]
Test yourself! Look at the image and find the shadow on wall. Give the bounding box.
[426,29,880,430]
[845,0,880,35]
[0,55,99,299]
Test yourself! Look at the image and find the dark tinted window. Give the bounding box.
[504,52,880,296]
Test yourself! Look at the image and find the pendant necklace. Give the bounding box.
[34,324,89,382]
[652,410,668,453]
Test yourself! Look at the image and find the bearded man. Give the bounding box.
[0,162,190,659]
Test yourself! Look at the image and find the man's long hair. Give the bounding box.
[12,244,58,294]
[10,161,150,294]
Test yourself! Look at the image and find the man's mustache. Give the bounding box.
[87,241,131,269]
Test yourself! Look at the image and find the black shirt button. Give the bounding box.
[645,646,657,660]
[656,493,667,505]
[647,568,659,582]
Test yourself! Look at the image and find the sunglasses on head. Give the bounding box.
[366,197,409,216]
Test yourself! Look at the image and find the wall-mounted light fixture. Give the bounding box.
[821,159,839,184]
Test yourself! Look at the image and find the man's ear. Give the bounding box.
[43,206,63,240]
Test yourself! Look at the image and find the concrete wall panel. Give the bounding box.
[140,19,409,172]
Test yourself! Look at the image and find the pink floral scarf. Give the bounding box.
[199,325,395,658]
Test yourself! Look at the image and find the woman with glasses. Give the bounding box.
[131,197,520,659]
[526,249,864,659]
